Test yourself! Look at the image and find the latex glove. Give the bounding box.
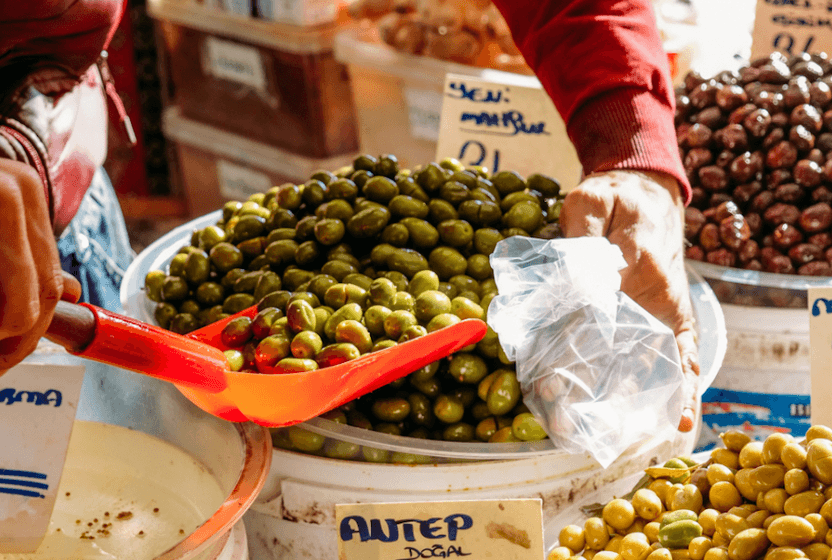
[0,159,81,375]
[560,170,700,433]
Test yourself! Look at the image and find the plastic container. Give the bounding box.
[149,0,358,158]
[332,27,584,191]
[122,210,726,560]
[162,107,356,217]
[10,340,272,560]
[687,260,830,451]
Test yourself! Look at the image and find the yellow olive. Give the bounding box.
[703,548,728,560]
[738,442,764,469]
[699,509,720,536]
[707,464,736,486]
[604,499,637,532]
[607,535,625,553]
[764,488,789,514]
[689,536,714,560]
[710,482,744,512]
[806,426,832,443]
[619,532,651,560]
[800,542,830,560]
[819,499,832,525]
[765,514,786,529]
[644,521,661,543]
[549,546,574,560]
[727,528,769,560]
[713,448,741,471]
[734,468,758,502]
[804,513,829,544]
[585,517,611,550]
[672,484,705,513]
[807,440,832,485]
[721,430,753,453]
[782,443,809,471]
[595,552,622,560]
[560,524,586,553]
[633,489,664,521]
[750,464,787,494]
[650,479,675,506]
[785,469,811,496]
[767,515,817,547]
[746,509,771,529]
[646,549,673,560]
[763,547,806,560]
[785,491,825,517]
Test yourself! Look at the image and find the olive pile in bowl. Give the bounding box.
[143,154,563,446]
[680,51,832,277]
[549,424,832,560]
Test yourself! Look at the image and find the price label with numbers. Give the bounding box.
[750,0,832,62]
[809,286,832,427]
[435,72,581,191]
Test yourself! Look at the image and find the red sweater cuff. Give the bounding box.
[568,87,692,205]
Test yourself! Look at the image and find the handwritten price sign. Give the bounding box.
[751,0,832,61]
[336,499,543,560]
[435,72,582,191]
[809,287,832,427]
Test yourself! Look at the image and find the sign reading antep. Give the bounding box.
[336,499,544,560]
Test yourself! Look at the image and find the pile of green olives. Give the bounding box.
[144,154,564,449]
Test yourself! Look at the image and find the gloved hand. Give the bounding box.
[560,169,700,432]
[0,159,81,375]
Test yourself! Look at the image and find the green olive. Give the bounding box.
[195,281,225,307]
[486,369,521,416]
[408,270,440,297]
[428,199,459,223]
[489,426,520,443]
[491,170,526,196]
[276,183,303,210]
[439,180,471,206]
[154,302,178,329]
[473,228,504,255]
[224,349,245,371]
[257,290,291,312]
[413,290,452,323]
[458,199,502,227]
[411,376,441,398]
[426,312,461,333]
[368,278,397,307]
[408,393,434,427]
[443,422,475,442]
[371,398,411,422]
[287,427,325,452]
[232,214,267,242]
[210,242,244,273]
[387,248,429,278]
[448,353,489,384]
[466,254,493,281]
[502,200,544,232]
[316,343,361,367]
[324,303,363,339]
[362,176,400,204]
[161,275,189,302]
[346,206,391,239]
[383,310,419,339]
[434,394,465,424]
[254,335,292,371]
[251,307,283,339]
[335,320,373,353]
[437,219,474,248]
[370,243,398,267]
[526,173,561,198]
[428,247,468,280]
[388,195,430,219]
[364,305,392,337]
[400,217,439,250]
[291,330,323,359]
[415,162,449,193]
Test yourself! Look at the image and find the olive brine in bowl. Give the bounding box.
[144,154,563,450]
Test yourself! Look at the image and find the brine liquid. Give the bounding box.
[1,421,226,560]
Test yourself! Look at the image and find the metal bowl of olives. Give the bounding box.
[122,155,725,462]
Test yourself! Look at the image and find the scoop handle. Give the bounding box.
[46,301,228,393]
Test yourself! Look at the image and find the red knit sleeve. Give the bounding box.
[490,0,691,204]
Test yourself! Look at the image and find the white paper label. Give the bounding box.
[256,0,336,24]
[809,287,832,427]
[221,0,253,15]
[436,74,582,189]
[403,87,444,142]
[336,499,544,560]
[217,159,274,200]
[750,0,832,62]
[0,362,85,552]
[204,36,267,92]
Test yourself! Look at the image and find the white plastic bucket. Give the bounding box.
[121,213,726,560]
[688,261,825,451]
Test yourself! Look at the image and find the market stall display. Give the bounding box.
[545,424,832,560]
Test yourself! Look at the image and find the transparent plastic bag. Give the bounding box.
[487,236,684,468]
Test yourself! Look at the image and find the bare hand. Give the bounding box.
[559,170,700,432]
[0,159,81,374]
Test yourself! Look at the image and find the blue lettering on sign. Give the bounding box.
[447,82,508,103]
[339,514,474,543]
[398,545,472,559]
[460,111,549,136]
[0,388,62,407]
[764,0,812,7]
[811,297,832,316]
[772,14,832,28]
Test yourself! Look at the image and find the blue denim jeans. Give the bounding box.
[56,168,134,312]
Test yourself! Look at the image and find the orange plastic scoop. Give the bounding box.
[46,301,487,427]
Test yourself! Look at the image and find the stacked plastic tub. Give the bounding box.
[148,0,359,216]
[120,211,726,560]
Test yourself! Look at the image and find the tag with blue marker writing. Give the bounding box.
[436,72,581,191]
[336,498,543,560]
[809,287,832,428]
[750,0,832,62]
[0,362,85,552]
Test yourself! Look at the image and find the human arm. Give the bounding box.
[489,0,699,431]
[0,159,80,375]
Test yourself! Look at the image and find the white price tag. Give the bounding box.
[750,0,832,62]
[809,287,832,427]
[436,73,581,189]
[0,362,85,552]
[336,499,543,560]
[217,159,274,201]
[204,36,267,92]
